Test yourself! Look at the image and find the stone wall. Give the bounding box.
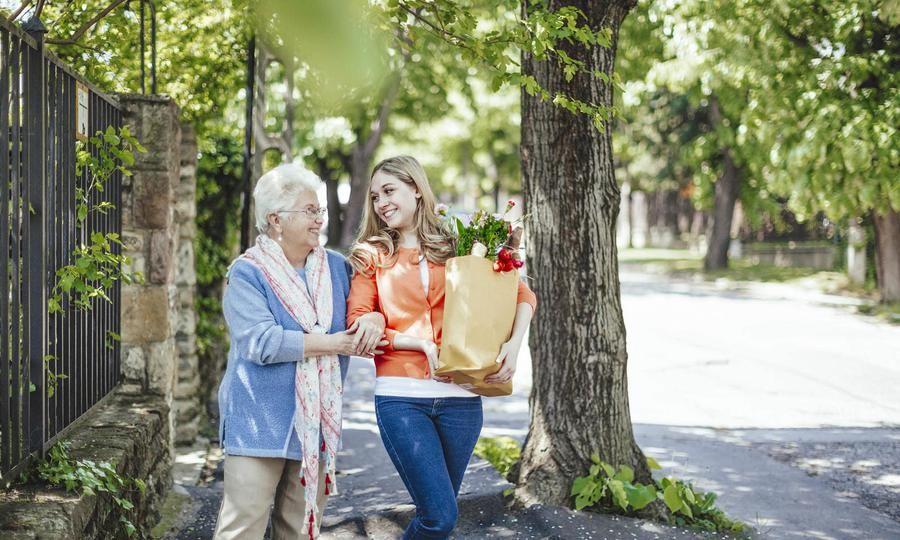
[117,95,200,449]
[118,95,181,460]
[173,124,200,445]
[0,391,170,539]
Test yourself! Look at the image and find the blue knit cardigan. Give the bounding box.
[218,250,351,460]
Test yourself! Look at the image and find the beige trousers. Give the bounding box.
[213,455,329,540]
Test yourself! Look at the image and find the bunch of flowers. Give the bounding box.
[437,201,524,272]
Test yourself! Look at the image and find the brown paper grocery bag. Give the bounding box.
[436,255,518,397]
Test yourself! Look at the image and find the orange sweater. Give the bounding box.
[347,247,537,379]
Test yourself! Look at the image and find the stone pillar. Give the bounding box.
[118,95,181,458]
[847,218,867,285]
[173,124,200,445]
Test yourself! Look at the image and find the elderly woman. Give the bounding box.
[214,163,371,540]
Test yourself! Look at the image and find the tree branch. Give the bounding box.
[8,0,32,22]
[361,73,403,159]
[45,0,128,46]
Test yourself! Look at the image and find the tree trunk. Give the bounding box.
[873,207,900,302]
[339,75,403,247]
[703,97,741,271]
[316,156,345,249]
[516,0,649,509]
[339,149,374,247]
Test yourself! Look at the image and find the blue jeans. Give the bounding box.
[375,395,483,540]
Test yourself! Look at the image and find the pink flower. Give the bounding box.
[504,200,516,213]
[435,203,449,217]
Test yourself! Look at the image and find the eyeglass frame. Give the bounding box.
[278,207,327,219]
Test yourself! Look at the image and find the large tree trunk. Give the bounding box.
[516,0,649,509]
[703,96,741,270]
[873,207,900,302]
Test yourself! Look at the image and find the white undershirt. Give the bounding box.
[374,257,478,398]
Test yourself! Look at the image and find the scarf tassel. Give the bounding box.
[308,511,315,539]
[325,473,332,495]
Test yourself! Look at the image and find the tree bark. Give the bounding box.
[873,207,900,302]
[339,75,403,247]
[703,96,741,271]
[516,0,649,509]
[316,155,345,248]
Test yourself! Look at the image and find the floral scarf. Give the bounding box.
[237,234,342,538]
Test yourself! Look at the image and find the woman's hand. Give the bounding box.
[326,326,388,357]
[352,313,386,356]
[484,337,522,384]
[421,340,452,383]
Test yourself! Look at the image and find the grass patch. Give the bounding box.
[621,248,824,283]
[700,259,821,283]
[856,302,900,324]
[474,436,521,478]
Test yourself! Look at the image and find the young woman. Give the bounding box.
[347,156,536,539]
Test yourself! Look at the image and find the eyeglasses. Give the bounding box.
[280,207,327,219]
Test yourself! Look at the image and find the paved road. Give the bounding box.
[164,269,900,539]
[619,270,900,429]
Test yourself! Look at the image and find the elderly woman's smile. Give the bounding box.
[271,191,327,267]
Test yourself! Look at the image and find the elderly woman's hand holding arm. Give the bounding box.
[303,323,388,358]
[224,266,386,364]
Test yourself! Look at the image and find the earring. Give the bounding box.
[277,234,283,242]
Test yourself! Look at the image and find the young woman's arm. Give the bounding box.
[347,269,389,356]
[485,279,537,383]
[391,334,450,381]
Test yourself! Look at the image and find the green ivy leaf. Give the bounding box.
[663,483,683,513]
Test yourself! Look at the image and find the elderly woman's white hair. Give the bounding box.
[253,163,323,234]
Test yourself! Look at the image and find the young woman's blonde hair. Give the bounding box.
[349,156,455,274]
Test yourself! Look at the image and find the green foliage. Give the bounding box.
[194,128,244,359]
[572,455,746,534]
[32,442,147,537]
[617,0,899,234]
[572,454,658,512]
[50,126,146,316]
[452,208,514,259]
[473,436,521,478]
[387,0,622,130]
[42,355,68,399]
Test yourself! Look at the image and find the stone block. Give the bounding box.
[178,353,199,376]
[174,195,196,224]
[174,308,197,339]
[122,231,144,252]
[123,252,146,280]
[121,286,171,345]
[150,230,176,285]
[174,240,196,286]
[120,95,181,172]
[121,346,145,382]
[178,220,196,240]
[176,335,197,357]
[133,169,175,229]
[146,338,177,396]
[175,420,199,446]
